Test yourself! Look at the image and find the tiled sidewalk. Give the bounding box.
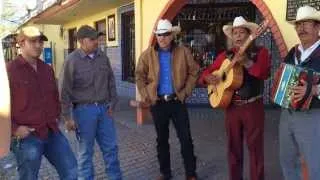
[0,98,283,180]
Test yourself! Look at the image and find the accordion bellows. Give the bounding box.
[271,63,319,110]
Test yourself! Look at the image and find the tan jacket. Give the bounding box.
[135,44,199,105]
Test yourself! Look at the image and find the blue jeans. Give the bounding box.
[73,104,122,180]
[11,130,77,180]
[279,109,320,180]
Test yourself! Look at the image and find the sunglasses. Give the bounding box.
[156,32,172,37]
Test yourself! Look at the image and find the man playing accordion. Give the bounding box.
[277,5,320,180]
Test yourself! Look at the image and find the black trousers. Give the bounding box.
[150,100,197,178]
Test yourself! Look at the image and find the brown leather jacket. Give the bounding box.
[135,44,199,105]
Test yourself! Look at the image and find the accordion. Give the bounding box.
[271,63,319,110]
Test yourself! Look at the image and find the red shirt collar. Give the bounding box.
[15,55,42,67]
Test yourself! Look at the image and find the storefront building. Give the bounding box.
[3,0,314,178]
[22,0,283,105]
[21,0,135,98]
[137,0,301,106]
[15,0,310,107]
[9,0,310,128]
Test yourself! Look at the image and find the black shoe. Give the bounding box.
[157,174,172,180]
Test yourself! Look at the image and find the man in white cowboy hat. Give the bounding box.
[136,19,199,180]
[278,5,320,180]
[199,16,271,180]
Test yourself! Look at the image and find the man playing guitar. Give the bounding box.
[198,16,271,180]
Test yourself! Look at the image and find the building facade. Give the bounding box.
[13,0,310,128]
[6,1,315,178]
[17,0,309,106]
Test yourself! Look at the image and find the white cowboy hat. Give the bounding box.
[154,19,181,35]
[222,16,259,39]
[289,5,320,24]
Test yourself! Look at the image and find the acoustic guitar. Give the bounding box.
[207,20,269,108]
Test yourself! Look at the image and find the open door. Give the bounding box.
[121,10,135,83]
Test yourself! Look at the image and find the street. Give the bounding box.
[0,97,283,180]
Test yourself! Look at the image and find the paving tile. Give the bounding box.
[0,97,282,180]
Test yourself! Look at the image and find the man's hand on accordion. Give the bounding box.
[291,79,319,103]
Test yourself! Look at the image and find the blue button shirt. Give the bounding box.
[158,49,174,95]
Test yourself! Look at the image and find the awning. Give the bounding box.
[31,0,133,25]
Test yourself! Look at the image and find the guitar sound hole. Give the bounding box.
[222,72,226,82]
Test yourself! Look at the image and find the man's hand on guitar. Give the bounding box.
[205,74,221,85]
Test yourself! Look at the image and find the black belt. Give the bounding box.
[73,101,108,108]
[157,94,177,102]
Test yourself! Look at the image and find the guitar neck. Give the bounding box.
[238,35,253,56]
[224,35,254,73]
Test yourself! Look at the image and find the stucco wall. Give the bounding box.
[27,0,303,103]
[263,0,299,48]
[136,0,301,58]
[135,0,169,54]
[63,8,119,47]
[40,24,64,76]
[134,0,302,104]
[62,5,136,98]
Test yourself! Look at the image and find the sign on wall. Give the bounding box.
[286,0,320,21]
[43,47,52,65]
[107,14,116,41]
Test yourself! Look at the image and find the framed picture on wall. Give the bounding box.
[107,14,116,41]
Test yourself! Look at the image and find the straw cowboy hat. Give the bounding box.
[289,5,320,24]
[154,19,181,35]
[16,26,48,42]
[222,16,259,39]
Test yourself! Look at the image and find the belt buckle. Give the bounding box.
[164,95,169,102]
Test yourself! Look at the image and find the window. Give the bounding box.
[173,3,256,72]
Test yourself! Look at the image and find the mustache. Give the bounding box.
[298,31,308,36]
